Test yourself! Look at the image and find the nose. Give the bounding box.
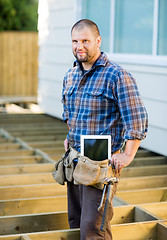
[77,41,84,51]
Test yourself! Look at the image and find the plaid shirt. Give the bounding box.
[62,53,148,154]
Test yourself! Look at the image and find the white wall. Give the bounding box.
[38,0,77,119]
[118,62,167,156]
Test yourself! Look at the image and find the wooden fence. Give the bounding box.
[0,32,38,97]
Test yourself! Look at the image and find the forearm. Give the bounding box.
[124,139,141,162]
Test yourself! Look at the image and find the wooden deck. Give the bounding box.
[0,113,167,239]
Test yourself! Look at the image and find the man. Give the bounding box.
[62,19,148,239]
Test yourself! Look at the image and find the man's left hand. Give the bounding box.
[110,152,133,173]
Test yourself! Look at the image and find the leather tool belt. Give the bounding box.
[52,147,113,190]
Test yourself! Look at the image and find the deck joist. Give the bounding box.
[0,113,166,239]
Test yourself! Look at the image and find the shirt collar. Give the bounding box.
[73,52,108,69]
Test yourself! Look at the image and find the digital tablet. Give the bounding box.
[81,135,111,161]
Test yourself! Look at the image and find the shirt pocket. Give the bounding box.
[86,88,104,97]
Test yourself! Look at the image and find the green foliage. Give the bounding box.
[0,0,38,31]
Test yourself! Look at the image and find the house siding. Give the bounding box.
[38,0,76,118]
[38,0,167,156]
[119,63,167,156]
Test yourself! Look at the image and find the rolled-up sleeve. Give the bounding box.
[116,69,148,140]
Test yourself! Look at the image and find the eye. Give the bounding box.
[72,40,77,43]
[83,40,88,43]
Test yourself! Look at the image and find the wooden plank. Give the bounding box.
[157,222,167,240]
[112,205,157,225]
[0,163,54,175]
[16,135,66,142]
[117,187,167,204]
[122,165,167,177]
[8,129,68,136]
[0,205,159,235]
[39,147,65,155]
[1,222,166,240]
[111,222,157,240]
[0,172,166,188]
[28,141,64,149]
[139,202,167,220]
[0,212,69,235]
[135,149,158,158]
[0,143,21,151]
[0,196,67,216]
[130,156,167,166]
[0,183,67,200]
[0,173,55,186]
[0,156,43,165]
[0,149,34,157]
[118,175,167,191]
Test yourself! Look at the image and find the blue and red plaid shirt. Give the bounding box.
[62,53,148,154]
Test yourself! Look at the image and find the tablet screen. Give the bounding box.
[81,135,111,161]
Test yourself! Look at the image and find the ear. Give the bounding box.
[96,36,102,48]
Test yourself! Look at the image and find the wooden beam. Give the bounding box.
[118,175,167,191]
[131,156,167,166]
[139,202,167,220]
[157,222,167,240]
[0,222,166,240]
[0,205,159,235]
[0,183,67,201]
[0,163,54,175]
[0,156,42,165]
[0,196,67,216]
[8,129,68,137]
[0,173,56,187]
[135,149,158,158]
[111,205,157,225]
[0,149,34,157]
[0,212,69,235]
[122,165,167,177]
[0,171,166,189]
[111,222,158,240]
[117,187,167,204]
[0,143,21,151]
[17,135,66,142]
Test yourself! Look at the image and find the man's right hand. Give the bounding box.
[64,138,69,151]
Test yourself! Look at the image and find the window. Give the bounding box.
[114,0,154,54]
[81,0,167,57]
[158,0,167,55]
[82,0,111,52]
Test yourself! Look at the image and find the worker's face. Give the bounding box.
[71,27,101,65]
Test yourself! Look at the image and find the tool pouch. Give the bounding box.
[52,147,80,185]
[73,156,112,190]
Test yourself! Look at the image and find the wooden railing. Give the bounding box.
[0,32,38,97]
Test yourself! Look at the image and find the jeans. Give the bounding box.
[67,181,113,240]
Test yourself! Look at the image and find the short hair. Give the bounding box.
[71,19,100,37]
